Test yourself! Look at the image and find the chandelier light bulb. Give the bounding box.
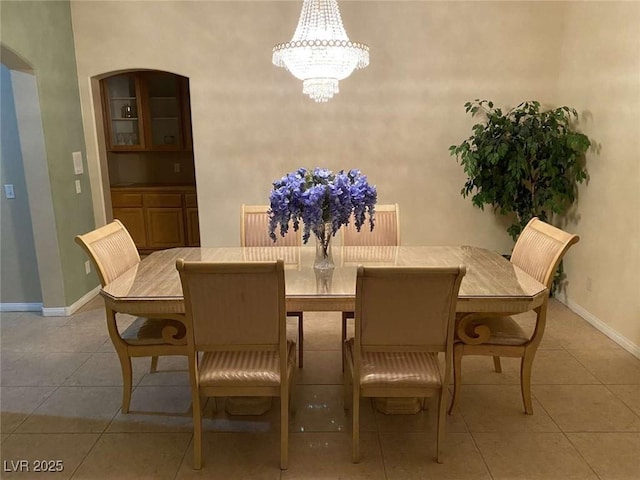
[273,0,369,103]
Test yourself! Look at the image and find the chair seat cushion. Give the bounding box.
[481,316,530,346]
[199,340,296,387]
[346,339,441,388]
[121,317,186,345]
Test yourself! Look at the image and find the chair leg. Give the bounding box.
[449,344,462,415]
[436,390,446,464]
[117,351,133,414]
[341,312,349,371]
[521,353,535,415]
[192,393,203,469]
[281,391,289,469]
[352,384,360,463]
[493,356,502,373]
[150,356,159,373]
[297,313,304,368]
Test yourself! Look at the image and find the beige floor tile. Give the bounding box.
[380,432,490,479]
[0,386,56,433]
[567,432,640,480]
[176,433,282,479]
[457,355,521,385]
[196,397,283,434]
[0,433,99,480]
[474,432,598,479]
[107,385,194,432]
[531,349,601,384]
[567,348,640,384]
[297,350,342,385]
[17,386,122,433]
[533,384,640,432]
[136,355,190,386]
[375,400,469,434]
[73,432,190,480]
[282,432,385,479]
[608,384,640,416]
[1,434,9,443]
[1,352,91,387]
[4,324,107,353]
[291,385,376,433]
[543,307,621,351]
[63,352,147,387]
[456,385,560,432]
[301,312,342,351]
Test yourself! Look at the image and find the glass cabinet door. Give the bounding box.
[146,73,183,149]
[105,74,144,149]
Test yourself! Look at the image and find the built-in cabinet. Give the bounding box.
[111,186,199,252]
[101,71,192,152]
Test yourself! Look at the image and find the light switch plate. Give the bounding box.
[75,179,82,194]
[73,151,84,175]
[4,184,15,199]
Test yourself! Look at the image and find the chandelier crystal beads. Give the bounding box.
[272,0,369,103]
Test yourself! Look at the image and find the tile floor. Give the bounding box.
[1,297,639,479]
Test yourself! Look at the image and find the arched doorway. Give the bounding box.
[94,70,199,253]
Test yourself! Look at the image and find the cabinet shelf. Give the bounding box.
[101,72,192,152]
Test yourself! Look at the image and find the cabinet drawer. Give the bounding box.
[184,193,198,208]
[112,192,143,207]
[143,193,183,208]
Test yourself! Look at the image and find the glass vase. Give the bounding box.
[314,222,335,272]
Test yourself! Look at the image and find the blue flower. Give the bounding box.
[268,168,377,244]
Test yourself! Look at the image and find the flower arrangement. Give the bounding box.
[268,168,377,268]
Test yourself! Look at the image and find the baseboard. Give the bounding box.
[556,292,640,360]
[41,286,101,317]
[0,302,44,312]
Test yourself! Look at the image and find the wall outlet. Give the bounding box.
[173,163,181,173]
[586,277,592,292]
[85,260,91,274]
[75,179,81,194]
[4,184,15,199]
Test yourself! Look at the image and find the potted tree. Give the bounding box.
[449,100,591,241]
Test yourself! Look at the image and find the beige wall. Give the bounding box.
[554,1,640,348]
[70,1,639,350]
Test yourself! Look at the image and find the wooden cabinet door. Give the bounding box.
[185,207,200,246]
[113,208,147,248]
[146,208,185,248]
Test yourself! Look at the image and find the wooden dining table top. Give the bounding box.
[100,245,547,317]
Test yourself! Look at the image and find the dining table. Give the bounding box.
[101,245,547,345]
[101,245,547,415]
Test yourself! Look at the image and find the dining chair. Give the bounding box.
[75,220,187,413]
[344,265,466,464]
[449,217,579,415]
[176,259,295,470]
[241,204,305,367]
[341,203,400,369]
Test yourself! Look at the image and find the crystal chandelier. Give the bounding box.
[272,0,369,103]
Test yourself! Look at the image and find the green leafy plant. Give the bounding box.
[449,100,591,240]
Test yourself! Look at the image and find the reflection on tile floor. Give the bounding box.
[1,297,639,479]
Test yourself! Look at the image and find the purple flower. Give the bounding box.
[268,168,377,243]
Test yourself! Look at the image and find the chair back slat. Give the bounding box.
[241,205,300,247]
[343,204,399,246]
[75,220,140,286]
[177,260,286,350]
[510,217,580,290]
[356,266,465,351]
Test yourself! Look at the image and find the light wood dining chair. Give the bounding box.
[75,220,187,413]
[344,265,466,463]
[176,259,295,470]
[241,204,305,367]
[449,217,579,415]
[341,204,400,369]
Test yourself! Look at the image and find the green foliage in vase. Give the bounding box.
[449,100,591,240]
